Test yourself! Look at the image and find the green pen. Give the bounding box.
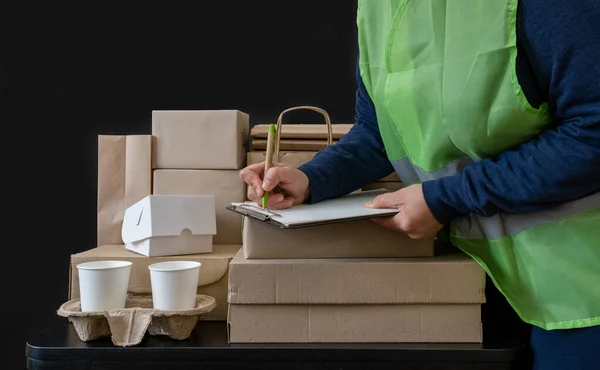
[262,123,277,208]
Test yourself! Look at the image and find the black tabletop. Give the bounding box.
[26,320,530,370]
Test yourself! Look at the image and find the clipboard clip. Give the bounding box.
[233,203,282,221]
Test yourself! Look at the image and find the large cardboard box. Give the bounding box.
[69,244,241,321]
[241,216,433,259]
[228,304,482,343]
[227,251,485,343]
[228,251,485,304]
[121,194,216,257]
[153,170,245,245]
[152,110,249,170]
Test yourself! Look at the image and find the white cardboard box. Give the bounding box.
[121,194,216,257]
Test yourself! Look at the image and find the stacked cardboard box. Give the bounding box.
[248,120,403,190]
[227,193,485,342]
[70,110,250,321]
[152,110,249,246]
[228,220,486,342]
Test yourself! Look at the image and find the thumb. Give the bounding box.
[263,166,293,191]
[365,192,400,209]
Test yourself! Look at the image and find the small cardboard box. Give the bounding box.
[69,244,241,321]
[122,194,216,257]
[241,216,434,259]
[153,170,245,245]
[228,304,482,343]
[152,110,249,170]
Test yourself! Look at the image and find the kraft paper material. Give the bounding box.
[97,135,152,246]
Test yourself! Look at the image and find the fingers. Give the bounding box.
[370,215,400,231]
[266,196,295,210]
[262,166,293,191]
[240,163,265,198]
[365,191,401,209]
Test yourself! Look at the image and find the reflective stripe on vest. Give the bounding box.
[357,0,600,330]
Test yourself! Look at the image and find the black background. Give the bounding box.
[3,2,530,368]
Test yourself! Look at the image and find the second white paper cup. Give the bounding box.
[77,260,132,312]
[148,261,201,311]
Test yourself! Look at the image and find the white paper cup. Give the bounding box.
[77,260,132,312]
[148,261,201,311]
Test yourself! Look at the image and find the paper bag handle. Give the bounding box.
[274,106,333,155]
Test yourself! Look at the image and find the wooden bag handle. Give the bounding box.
[274,106,333,155]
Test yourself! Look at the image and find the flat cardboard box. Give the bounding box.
[252,139,338,151]
[246,151,401,181]
[228,304,482,343]
[152,110,249,169]
[228,250,486,304]
[153,170,245,245]
[241,216,434,259]
[69,244,241,321]
[121,194,216,257]
[251,123,353,139]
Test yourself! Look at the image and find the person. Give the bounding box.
[240,0,600,368]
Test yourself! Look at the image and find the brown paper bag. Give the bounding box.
[247,106,334,168]
[97,135,152,245]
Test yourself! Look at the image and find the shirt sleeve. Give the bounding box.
[422,0,600,225]
[298,62,394,203]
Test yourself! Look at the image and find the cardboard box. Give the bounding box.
[121,194,216,257]
[69,244,241,321]
[228,304,482,343]
[228,251,486,304]
[152,110,249,170]
[252,139,338,151]
[251,123,353,139]
[241,217,434,259]
[247,151,401,181]
[153,170,245,245]
[227,251,485,343]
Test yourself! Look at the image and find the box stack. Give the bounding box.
[228,220,486,343]
[226,108,486,343]
[69,110,250,321]
[247,106,403,191]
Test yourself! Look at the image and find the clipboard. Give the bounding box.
[226,189,400,229]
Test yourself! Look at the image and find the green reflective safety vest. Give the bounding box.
[357,0,600,330]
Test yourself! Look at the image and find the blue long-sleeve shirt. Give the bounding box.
[299,0,600,225]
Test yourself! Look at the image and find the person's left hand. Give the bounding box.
[365,184,443,239]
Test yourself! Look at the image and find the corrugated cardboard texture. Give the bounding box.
[228,250,485,304]
[97,135,152,246]
[251,123,353,139]
[58,295,216,346]
[152,110,249,169]
[153,170,245,245]
[69,244,240,321]
[228,304,482,343]
[241,217,434,259]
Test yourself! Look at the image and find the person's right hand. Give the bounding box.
[239,162,310,210]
